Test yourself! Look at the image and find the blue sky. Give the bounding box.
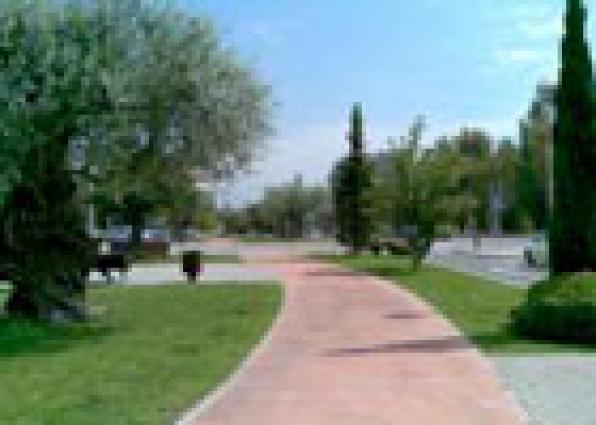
[182,0,573,205]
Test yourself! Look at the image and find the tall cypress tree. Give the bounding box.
[550,0,596,274]
[332,103,372,253]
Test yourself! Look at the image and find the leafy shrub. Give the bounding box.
[512,273,596,343]
[390,243,412,256]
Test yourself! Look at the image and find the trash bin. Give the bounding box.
[182,250,202,283]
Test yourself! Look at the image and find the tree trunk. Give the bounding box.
[5,286,40,319]
[1,141,95,321]
[6,270,88,321]
[131,221,143,252]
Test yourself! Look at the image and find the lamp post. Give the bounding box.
[86,165,100,239]
[543,102,555,273]
[87,181,95,237]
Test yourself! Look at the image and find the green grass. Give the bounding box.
[200,254,243,264]
[0,284,281,424]
[318,254,596,355]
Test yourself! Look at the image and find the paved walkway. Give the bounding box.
[88,263,280,285]
[187,248,525,425]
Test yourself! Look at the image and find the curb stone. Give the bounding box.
[175,284,287,425]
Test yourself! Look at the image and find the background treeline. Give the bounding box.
[230,84,552,241]
[370,93,552,239]
[220,175,334,239]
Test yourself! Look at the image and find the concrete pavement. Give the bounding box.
[427,237,547,286]
[88,263,280,285]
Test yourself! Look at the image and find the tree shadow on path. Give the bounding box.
[323,335,473,357]
[304,270,368,278]
[384,311,427,320]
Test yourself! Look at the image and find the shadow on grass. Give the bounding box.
[324,335,472,357]
[470,329,596,354]
[314,255,418,278]
[470,330,527,351]
[358,266,418,279]
[0,316,113,358]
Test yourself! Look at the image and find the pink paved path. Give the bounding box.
[191,247,525,425]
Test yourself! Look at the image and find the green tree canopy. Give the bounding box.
[332,103,373,253]
[0,0,270,319]
[550,0,596,274]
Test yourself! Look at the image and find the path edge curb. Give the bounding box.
[175,283,287,425]
[317,259,530,425]
[367,271,531,425]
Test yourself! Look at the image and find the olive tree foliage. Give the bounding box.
[0,0,269,208]
[248,178,332,239]
[452,129,493,233]
[0,1,106,203]
[0,2,119,320]
[0,0,270,319]
[80,1,270,244]
[369,118,525,267]
[396,117,435,268]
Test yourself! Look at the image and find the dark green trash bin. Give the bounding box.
[182,250,202,283]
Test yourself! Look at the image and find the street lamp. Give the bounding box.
[86,165,100,239]
[543,101,555,272]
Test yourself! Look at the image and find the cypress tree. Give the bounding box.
[332,103,372,253]
[550,0,596,274]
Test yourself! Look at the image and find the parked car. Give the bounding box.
[140,227,171,256]
[102,225,132,243]
[524,234,548,268]
[142,228,171,244]
[182,228,201,241]
[102,225,133,254]
[369,237,411,256]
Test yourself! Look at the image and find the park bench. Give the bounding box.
[370,237,411,256]
[93,253,129,284]
[138,240,170,259]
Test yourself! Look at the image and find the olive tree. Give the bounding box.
[0,0,269,320]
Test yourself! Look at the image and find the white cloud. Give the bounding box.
[495,47,544,64]
[517,17,562,40]
[510,3,558,21]
[222,122,347,205]
[487,2,560,75]
[245,22,282,47]
[240,19,300,50]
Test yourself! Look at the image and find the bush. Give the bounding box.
[390,243,412,256]
[434,224,457,239]
[512,273,596,343]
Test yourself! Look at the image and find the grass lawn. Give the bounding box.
[318,254,596,355]
[0,283,281,425]
[200,254,243,263]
